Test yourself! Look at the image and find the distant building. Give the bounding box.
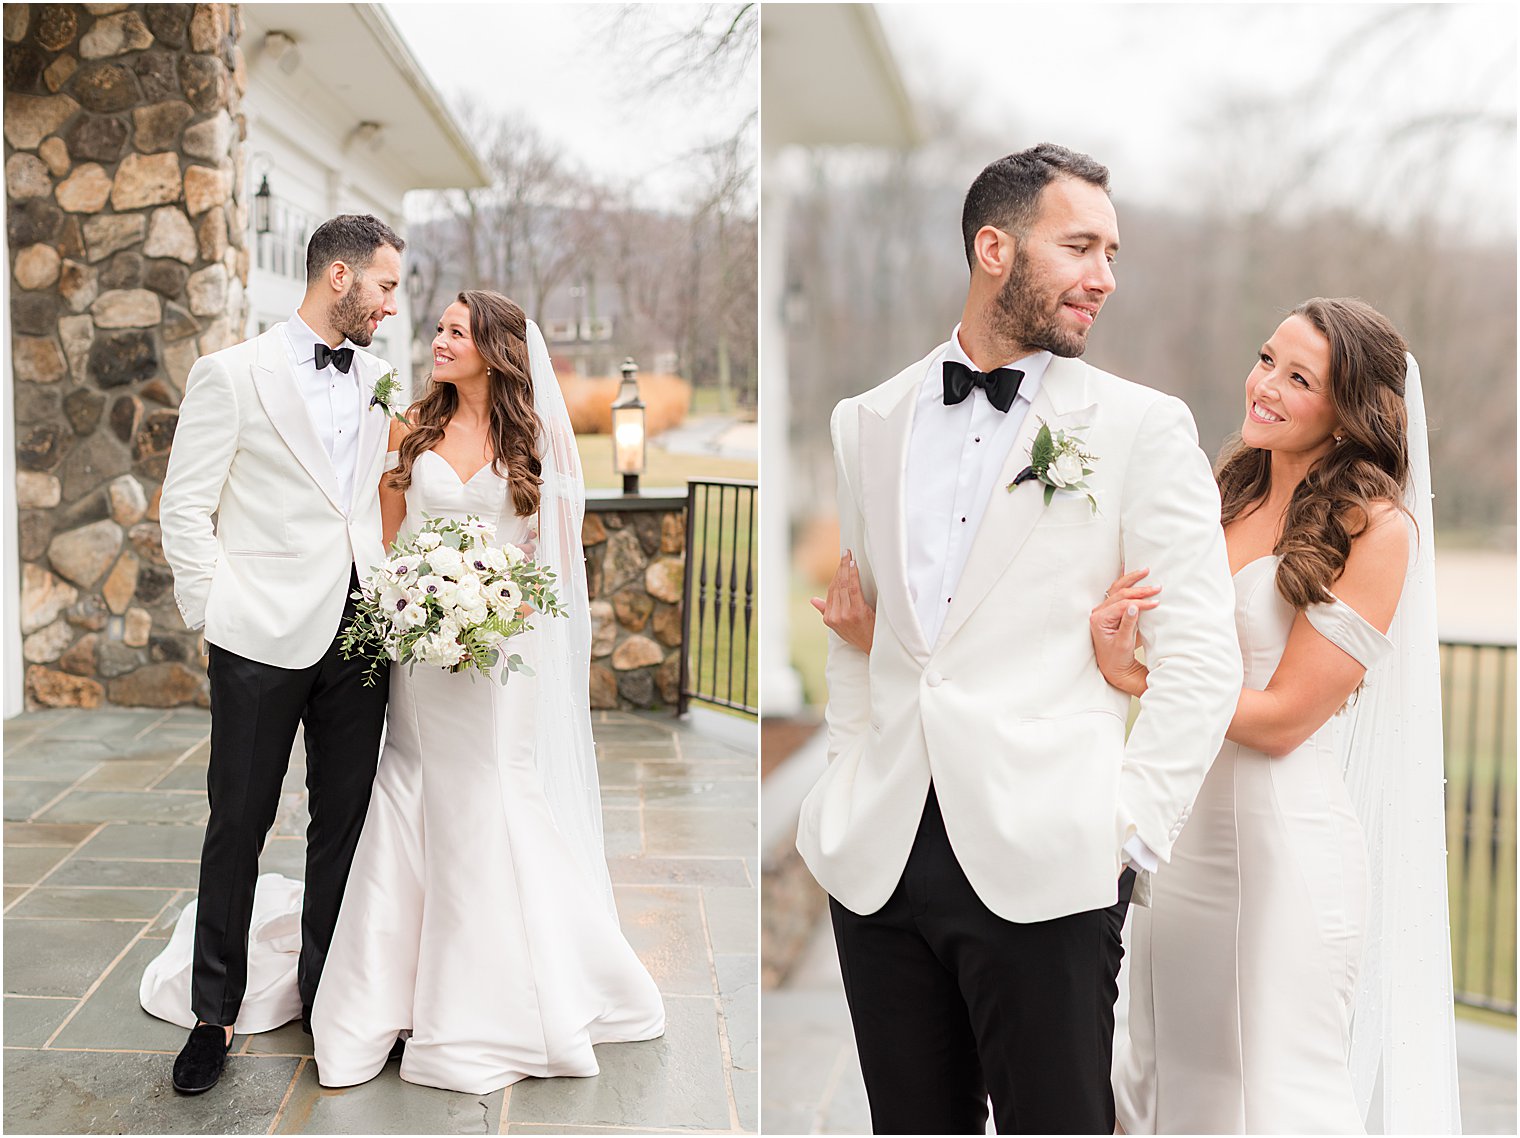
[4,3,488,714]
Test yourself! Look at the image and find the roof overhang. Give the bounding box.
[241,4,490,191]
[762,4,919,150]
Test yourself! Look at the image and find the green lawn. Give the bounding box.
[682,482,758,713]
[575,431,755,493]
[1441,644,1517,1012]
[790,573,830,708]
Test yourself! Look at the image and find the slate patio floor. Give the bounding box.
[3,706,757,1135]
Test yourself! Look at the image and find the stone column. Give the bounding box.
[582,500,688,712]
[6,3,249,708]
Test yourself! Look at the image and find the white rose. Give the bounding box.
[482,547,509,573]
[503,543,527,566]
[427,546,466,577]
[398,601,429,629]
[1048,450,1084,488]
[428,632,465,667]
[414,531,442,551]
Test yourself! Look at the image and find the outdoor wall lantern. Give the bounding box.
[611,357,647,496]
[264,31,301,75]
[253,175,272,236]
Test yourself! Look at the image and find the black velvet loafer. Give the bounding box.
[172,1022,231,1094]
[388,1035,405,1063]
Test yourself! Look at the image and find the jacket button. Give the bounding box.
[925,670,943,687]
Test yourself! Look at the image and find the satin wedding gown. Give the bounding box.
[140,449,665,1095]
[310,450,665,1093]
[1113,554,1391,1134]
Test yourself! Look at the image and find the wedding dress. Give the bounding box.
[309,448,664,1094]
[141,321,665,1094]
[1114,355,1460,1134]
[1113,556,1384,1133]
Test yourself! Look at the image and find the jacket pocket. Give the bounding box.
[225,549,299,558]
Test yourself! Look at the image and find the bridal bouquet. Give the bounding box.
[340,515,565,687]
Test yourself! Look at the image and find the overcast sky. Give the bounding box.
[877,2,1516,231]
[385,3,757,211]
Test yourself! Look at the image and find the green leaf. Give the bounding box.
[1030,422,1055,469]
[1043,484,1056,507]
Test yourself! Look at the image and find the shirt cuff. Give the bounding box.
[1123,833,1159,874]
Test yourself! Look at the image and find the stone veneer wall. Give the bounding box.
[582,493,687,712]
[7,3,248,709]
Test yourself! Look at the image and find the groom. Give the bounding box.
[796,145,1242,1133]
[159,214,405,1093]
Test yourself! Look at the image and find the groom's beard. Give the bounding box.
[989,251,1094,360]
[331,279,377,347]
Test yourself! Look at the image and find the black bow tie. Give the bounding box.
[942,359,1024,414]
[314,343,355,374]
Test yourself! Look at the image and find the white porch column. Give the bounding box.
[760,149,803,716]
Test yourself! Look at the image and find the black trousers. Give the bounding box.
[192,574,388,1027]
[830,785,1134,1136]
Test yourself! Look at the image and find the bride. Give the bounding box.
[143,291,665,1095]
[812,298,1460,1133]
[310,290,665,1093]
[1094,298,1459,1134]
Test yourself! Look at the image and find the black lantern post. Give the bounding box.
[611,357,646,496]
[253,174,272,236]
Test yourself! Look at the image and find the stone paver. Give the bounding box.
[762,910,1518,1134]
[3,707,757,1134]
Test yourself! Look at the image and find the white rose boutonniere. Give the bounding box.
[369,370,411,425]
[1007,420,1099,513]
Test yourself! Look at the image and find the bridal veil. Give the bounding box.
[1343,353,1462,1133]
[513,319,617,917]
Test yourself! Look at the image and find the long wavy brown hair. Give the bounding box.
[1215,297,1410,608]
[387,290,543,517]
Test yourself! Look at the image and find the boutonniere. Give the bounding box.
[1007,419,1098,513]
[369,370,410,425]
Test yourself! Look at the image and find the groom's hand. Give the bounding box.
[811,552,874,654]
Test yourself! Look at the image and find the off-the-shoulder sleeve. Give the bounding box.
[1306,596,1394,669]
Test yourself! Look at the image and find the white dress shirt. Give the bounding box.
[904,326,1050,648]
[902,326,1158,874]
[284,312,363,514]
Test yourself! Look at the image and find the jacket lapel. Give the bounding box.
[349,354,391,514]
[248,325,343,511]
[858,358,933,663]
[933,356,1098,650]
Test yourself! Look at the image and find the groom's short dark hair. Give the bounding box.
[961,144,1110,269]
[305,214,405,285]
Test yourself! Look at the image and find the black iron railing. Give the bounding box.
[1441,638,1517,1015]
[679,479,758,717]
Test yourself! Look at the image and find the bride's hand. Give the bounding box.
[1090,568,1160,698]
[810,551,875,654]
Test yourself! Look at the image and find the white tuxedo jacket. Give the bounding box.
[159,324,392,669]
[797,350,1243,923]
